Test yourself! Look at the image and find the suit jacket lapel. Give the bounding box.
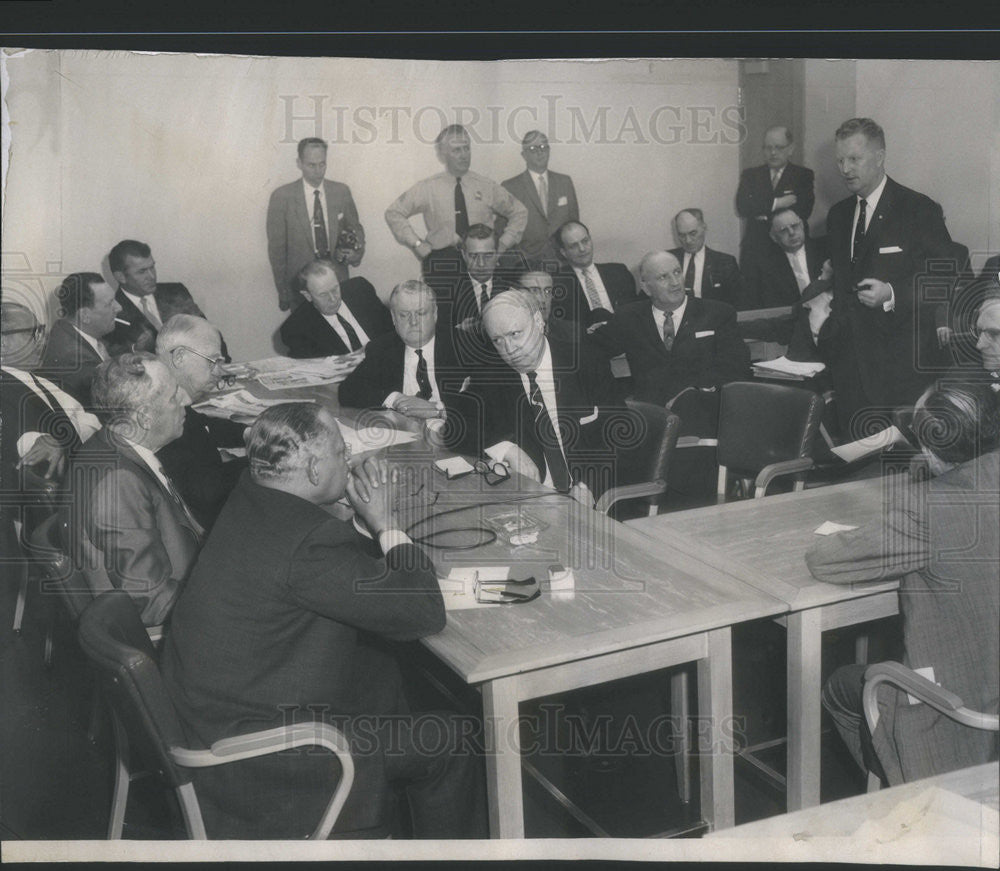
[519,171,546,217]
[116,436,202,537]
[854,178,893,266]
[296,184,314,249]
[675,297,701,341]
[638,302,671,359]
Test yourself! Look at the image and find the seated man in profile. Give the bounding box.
[66,352,201,626]
[338,280,476,451]
[160,403,487,839]
[37,271,121,407]
[155,315,248,531]
[279,259,392,359]
[471,289,628,506]
[809,382,1000,786]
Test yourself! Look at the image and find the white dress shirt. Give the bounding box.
[122,289,163,326]
[529,169,548,213]
[785,246,811,293]
[71,323,108,359]
[681,248,706,298]
[651,296,688,343]
[384,336,443,410]
[850,174,893,310]
[321,300,370,351]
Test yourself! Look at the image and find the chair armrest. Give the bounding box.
[862,661,1000,733]
[169,721,355,840]
[146,625,165,646]
[753,457,814,497]
[595,481,667,515]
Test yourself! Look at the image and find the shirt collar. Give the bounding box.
[302,177,323,195]
[406,335,436,357]
[70,322,105,354]
[860,173,888,212]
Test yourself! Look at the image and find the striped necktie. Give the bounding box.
[526,370,571,492]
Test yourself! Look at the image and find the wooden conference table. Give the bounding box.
[628,476,902,812]
[233,373,787,838]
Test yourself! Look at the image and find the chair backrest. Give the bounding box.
[77,590,193,789]
[717,381,824,476]
[623,399,681,501]
[27,513,95,621]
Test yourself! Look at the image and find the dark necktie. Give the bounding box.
[478,281,491,313]
[415,348,432,400]
[662,311,675,351]
[29,373,82,452]
[313,190,329,258]
[454,178,469,239]
[157,460,205,539]
[852,197,867,264]
[336,313,361,351]
[683,256,696,296]
[526,371,571,493]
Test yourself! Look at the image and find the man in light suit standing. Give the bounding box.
[500,131,579,264]
[266,137,365,311]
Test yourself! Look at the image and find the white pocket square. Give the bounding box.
[580,407,599,424]
[337,212,344,220]
[879,245,903,254]
[695,330,715,338]
[557,195,568,206]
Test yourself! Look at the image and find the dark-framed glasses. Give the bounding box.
[525,144,550,153]
[474,459,511,486]
[173,345,227,369]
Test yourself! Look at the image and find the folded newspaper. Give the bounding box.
[245,352,365,390]
[752,356,826,377]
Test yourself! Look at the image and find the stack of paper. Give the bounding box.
[194,389,312,421]
[831,425,910,463]
[246,353,364,390]
[335,419,417,455]
[752,356,827,378]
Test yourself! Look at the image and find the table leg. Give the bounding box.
[670,670,691,804]
[697,627,735,829]
[482,675,524,838]
[786,608,823,811]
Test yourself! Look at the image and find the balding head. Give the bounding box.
[482,290,547,373]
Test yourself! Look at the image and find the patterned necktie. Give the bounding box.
[141,294,161,329]
[313,189,329,258]
[662,311,675,351]
[683,256,696,296]
[478,282,491,313]
[526,370,571,492]
[336,313,361,351]
[454,178,469,239]
[29,373,82,451]
[852,197,867,264]
[537,173,548,217]
[581,267,602,311]
[791,250,810,292]
[771,168,781,190]
[415,348,432,400]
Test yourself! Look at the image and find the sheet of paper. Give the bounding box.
[752,355,827,377]
[193,389,311,421]
[335,419,417,454]
[831,425,910,463]
[434,456,475,477]
[247,353,364,389]
[814,521,859,536]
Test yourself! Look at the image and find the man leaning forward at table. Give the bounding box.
[808,382,1000,786]
[161,403,488,838]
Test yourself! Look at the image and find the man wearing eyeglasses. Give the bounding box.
[499,131,579,264]
[974,295,1000,389]
[155,315,248,531]
[742,208,829,310]
[736,125,815,270]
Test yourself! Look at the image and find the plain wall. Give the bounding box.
[2,52,741,360]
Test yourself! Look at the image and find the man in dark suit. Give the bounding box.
[104,239,216,358]
[593,250,752,438]
[279,259,392,359]
[37,272,121,407]
[156,315,248,531]
[499,131,579,263]
[736,125,815,269]
[669,209,744,308]
[809,383,999,786]
[266,137,366,311]
[980,254,1000,282]
[474,289,627,506]
[825,117,955,436]
[66,352,202,626]
[741,209,828,310]
[160,403,487,838]
[554,220,639,329]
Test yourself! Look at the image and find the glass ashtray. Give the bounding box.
[484,510,549,546]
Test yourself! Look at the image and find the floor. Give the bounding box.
[1,564,895,842]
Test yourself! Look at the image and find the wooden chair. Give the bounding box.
[716,381,824,502]
[77,590,355,839]
[862,661,1000,792]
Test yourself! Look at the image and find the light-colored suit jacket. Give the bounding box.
[500,169,579,261]
[266,178,365,309]
[806,450,1000,785]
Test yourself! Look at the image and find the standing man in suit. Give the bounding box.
[266,137,365,312]
[279,259,392,359]
[736,125,815,269]
[37,272,121,407]
[160,403,487,838]
[742,208,828,309]
[669,209,744,309]
[104,240,214,357]
[554,220,639,329]
[385,124,527,283]
[826,118,955,435]
[809,382,999,785]
[156,315,248,531]
[500,131,579,263]
[474,289,625,506]
[66,352,202,626]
